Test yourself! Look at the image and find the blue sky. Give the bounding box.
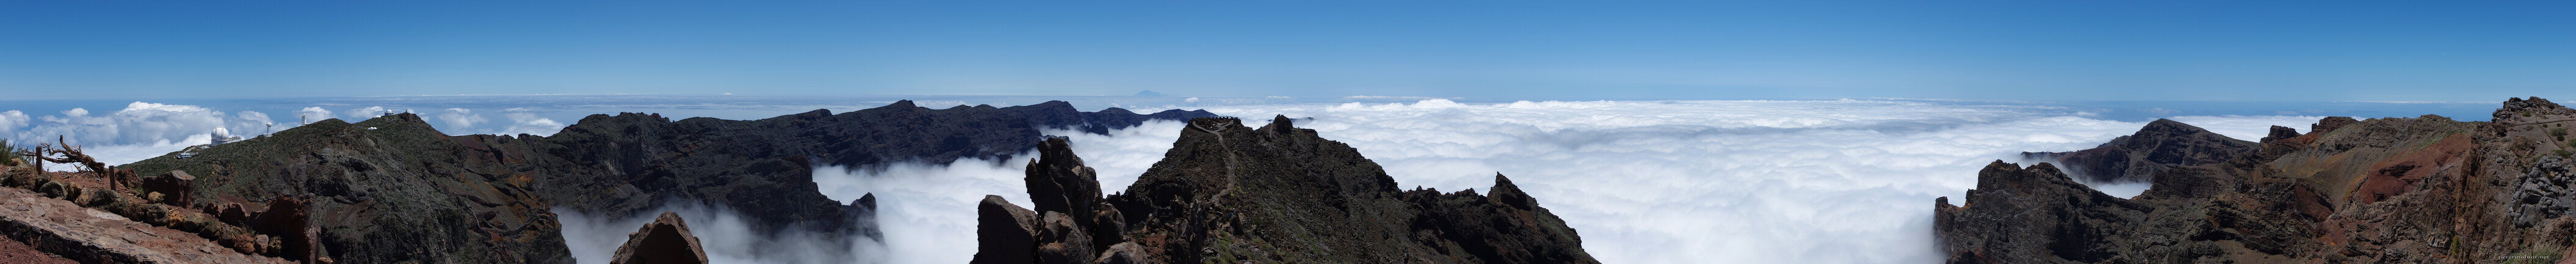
[2,1,2569,101]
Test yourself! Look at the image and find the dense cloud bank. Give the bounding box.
[555,202,889,264]
[1095,99,2315,263]
[699,99,2318,263]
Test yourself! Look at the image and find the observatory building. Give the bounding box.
[209,126,245,145]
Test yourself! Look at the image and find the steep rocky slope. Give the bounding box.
[1937,97,2576,263]
[107,101,1214,263]
[974,116,1598,263]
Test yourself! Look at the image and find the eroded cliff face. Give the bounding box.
[975,116,1598,263]
[1937,97,2576,263]
[112,101,1215,263]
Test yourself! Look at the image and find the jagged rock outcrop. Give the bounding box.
[112,101,1215,263]
[2022,119,2258,183]
[609,212,707,264]
[1940,97,2576,263]
[977,116,1598,263]
[1933,162,2149,263]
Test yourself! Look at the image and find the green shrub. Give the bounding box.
[0,139,20,167]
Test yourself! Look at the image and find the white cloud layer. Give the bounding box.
[3,102,284,170]
[0,111,29,134]
[808,153,1035,264]
[502,112,566,136]
[555,202,889,264]
[1059,99,2317,263]
[436,108,489,129]
[733,99,2318,263]
[297,107,337,124]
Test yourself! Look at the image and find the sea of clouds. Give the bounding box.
[6,98,2335,263]
[783,99,2321,264]
[1178,100,2320,263]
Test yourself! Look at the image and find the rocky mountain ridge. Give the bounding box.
[1937,97,2576,263]
[973,116,1599,263]
[96,100,1214,263]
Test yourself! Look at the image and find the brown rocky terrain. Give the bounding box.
[0,176,288,264]
[14,100,1211,263]
[973,116,1598,263]
[0,234,78,264]
[1937,97,2576,263]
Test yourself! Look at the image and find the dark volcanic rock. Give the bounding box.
[610,212,707,264]
[1026,138,1103,228]
[114,101,1215,263]
[971,196,1039,264]
[1942,97,2576,263]
[1934,162,2149,263]
[977,116,1599,263]
[141,170,193,207]
[2022,119,2257,183]
[1094,242,1147,264]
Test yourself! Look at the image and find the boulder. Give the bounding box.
[1093,242,1147,264]
[971,196,1039,264]
[1035,212,1094,264]
[609,212,709,264]
[252,196,317,262]
[143,170,194,207]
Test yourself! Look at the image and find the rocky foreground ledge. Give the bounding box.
[1938,97,2576,263]
[974,116,1599,263]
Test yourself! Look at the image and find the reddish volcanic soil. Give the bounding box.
[0,235,77,264]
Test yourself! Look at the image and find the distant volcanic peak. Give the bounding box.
[2034,119,2257,183]
[2136,119,2254,145]
[2141,119,2210,133]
